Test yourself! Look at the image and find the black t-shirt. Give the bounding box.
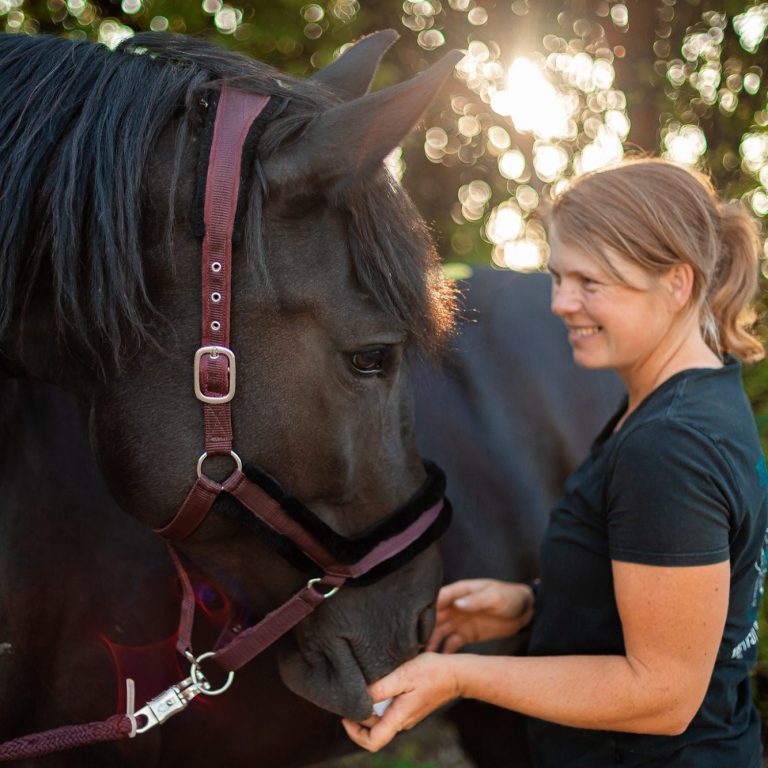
[527,359,767,767]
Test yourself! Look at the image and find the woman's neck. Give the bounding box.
[615,324,722,431]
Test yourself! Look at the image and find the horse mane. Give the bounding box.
[0,33,454,373]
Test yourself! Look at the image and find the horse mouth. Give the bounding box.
[277,637,377,722]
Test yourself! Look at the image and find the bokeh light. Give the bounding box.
[98,19,133,47]
[733,3,768,53]
[662,123,708,165]
[448,19,634,271]
[1,0,765,276]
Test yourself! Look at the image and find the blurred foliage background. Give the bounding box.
[3,0,768,754]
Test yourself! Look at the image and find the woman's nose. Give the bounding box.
[551,283,580,317]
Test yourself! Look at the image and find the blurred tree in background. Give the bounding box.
[3,0,768,728]
[3,0,765,273]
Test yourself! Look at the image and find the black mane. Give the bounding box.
[0,33,453,371]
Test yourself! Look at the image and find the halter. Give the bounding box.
[136,86,451,727]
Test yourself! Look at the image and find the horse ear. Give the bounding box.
[310,30,400,101]
[265,49,463,198]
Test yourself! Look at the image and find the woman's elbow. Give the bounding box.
[625,661,706,736]
[640,699,701,736]
[652,713,694,737]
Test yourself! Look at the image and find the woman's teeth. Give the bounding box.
[571,326,601,337]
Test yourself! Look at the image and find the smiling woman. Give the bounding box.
[343,159,767,768]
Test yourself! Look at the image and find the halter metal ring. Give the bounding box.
[190,651,235,696]
[197,450,242,479]
[308,578,340,598]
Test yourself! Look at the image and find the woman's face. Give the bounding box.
[548,233,678,381]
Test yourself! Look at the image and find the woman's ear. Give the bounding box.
[663,263,695,310]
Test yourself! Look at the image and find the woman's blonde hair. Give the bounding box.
[548,158,764,362]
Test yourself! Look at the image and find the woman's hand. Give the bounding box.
[341,652,460,752]
[427,579,534,653]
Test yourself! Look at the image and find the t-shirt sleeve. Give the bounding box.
[607,420,734,566]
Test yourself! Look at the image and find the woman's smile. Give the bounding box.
[568,325,602,340]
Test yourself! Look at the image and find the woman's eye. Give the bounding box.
[351,348,385,375]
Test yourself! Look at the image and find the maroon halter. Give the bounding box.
[140,87,448,727]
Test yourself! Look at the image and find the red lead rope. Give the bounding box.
[0,716,134,762]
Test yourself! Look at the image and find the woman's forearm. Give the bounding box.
[452,653,696,736]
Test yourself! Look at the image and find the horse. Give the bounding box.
[0,30,461,767]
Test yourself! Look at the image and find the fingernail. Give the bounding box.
[372,698,393,716]
[454,598,469,608]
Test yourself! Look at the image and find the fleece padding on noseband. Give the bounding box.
[212,460,452,587]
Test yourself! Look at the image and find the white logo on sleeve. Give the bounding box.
[731,620,759,660]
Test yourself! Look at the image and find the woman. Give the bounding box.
[342,159,767,767]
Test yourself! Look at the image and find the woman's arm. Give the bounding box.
[343,561,729,752]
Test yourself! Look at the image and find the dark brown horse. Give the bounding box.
[0,30,460,767]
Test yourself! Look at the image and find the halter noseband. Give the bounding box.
[155,86,451,682]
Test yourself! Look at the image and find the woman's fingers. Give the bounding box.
[453,583,506,613]
[437,579,509,614]
[426,617,456,652]
[343,655,460,753]
[427,617,468,653]
[441,631,468,654]
[341,689,416,752]
[435,579,488,609]
[342,717,399,752]
[367,665,410,704]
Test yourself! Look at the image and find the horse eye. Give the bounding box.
[351,348,385,375]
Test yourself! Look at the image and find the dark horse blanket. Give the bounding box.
[413,269,623,768]
[416,269,622,595]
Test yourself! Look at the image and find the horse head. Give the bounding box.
[0,32,459,722]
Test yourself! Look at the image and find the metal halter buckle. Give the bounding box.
[194,346,236,404]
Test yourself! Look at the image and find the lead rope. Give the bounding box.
[0,682,137,762]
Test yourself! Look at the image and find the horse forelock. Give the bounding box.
[0,32,454,375]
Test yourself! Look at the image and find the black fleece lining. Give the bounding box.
[191,90,287,242]
[211,461,452,587]
[191,88,219,239]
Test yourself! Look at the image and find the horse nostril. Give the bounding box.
[417,602,436,648]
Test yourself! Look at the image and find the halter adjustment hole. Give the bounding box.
[211,262,222,273]
[211,292,222,303]
[211,321,221,331]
